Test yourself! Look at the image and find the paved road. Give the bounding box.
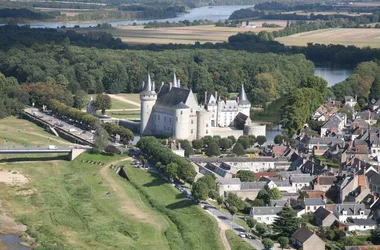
[203,205,264,250]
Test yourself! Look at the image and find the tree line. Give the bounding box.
[137,136,196,183]
[144,19,214,28]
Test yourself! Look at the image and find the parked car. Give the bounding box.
[239,233,246,238]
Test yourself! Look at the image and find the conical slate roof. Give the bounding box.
[173,73,178,87]
[238,84,250,105]
[142,72,155,93]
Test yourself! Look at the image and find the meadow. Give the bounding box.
[87,94,139,110]
[64,23,285,45]
[276,28,380,48]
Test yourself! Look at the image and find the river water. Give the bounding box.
[21,5,255,28]
[314,64,353,87]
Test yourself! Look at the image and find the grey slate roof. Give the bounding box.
[314,206,331,221]
[173,102,189,109]
[251,206,282,215]
[304,198,325,206]
[270,200,288,207]
[238,84,250,105]
[291,176,315,183]
[309,137,344,145]
[241,181,267,190]
[217,178,241,185]
[190,156,289,164]
[292,227,314,243]
[335,203,369,216]
[350,218,376,226]
[156,87,190,107]
[141,73,155,94]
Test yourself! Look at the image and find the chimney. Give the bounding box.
[178,79,181,88]
[215,91,218,103]
[152,82,155,92]
[142,81,145,90]
[205,91,208,104]
[169,82,173,90]
[178,142,181,150]
[166,139,169,145]
[237,96,240,105]
[171,142,175,150]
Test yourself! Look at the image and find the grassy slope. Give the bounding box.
[225,230,255,250]
[88,94,138,110]
[0,116,70,147]
[0,153,171,250]
[123,163,224,250]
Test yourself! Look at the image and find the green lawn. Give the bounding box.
[0,117,70,148]
[88,94,138,110]
[0,154,171,250]
[107,113,141,120]
[117,93,140,104]
[123,163,224,250]
[226,229,255,250]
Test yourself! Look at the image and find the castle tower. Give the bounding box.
[140,72,157,135]
[238,84,251,117]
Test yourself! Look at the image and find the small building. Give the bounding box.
[217,178,241,196]
[333,203,369,222]
[303,198,326,213]
[250,206,282,225]
[291,227,325,250]
[345,96,357,108]
[314,176,337,192]
[314,206,337,227]
[344,218,377,231]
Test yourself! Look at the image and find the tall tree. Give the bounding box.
[369,76,380,101]
[93,126,109,152]
[232,142,246,156]
[272,205,300,237]
[236,170,255,182]
[262,238,274,250]
[95,94,112,115]
[278,237,289,250]
[206,142,220,156]
[73,90,87,110]
[165,163,178,180]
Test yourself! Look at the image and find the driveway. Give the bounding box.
[203,204,264,250]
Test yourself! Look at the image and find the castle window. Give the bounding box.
[181,111,183,115]
[191,120,193,124]
[191,109,193,113]
[164,117,166,122]
[176,117,178,122]
[206,130,208,134]
[206,123,208,127]
[191,129,193,134]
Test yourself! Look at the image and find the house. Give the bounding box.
[345,96,357,108]
[344,218,377,231]
[291,227,325,250]
[300,136,345,153]
[314,176,337,192]
[370,99,380,112]
[314,206,337,227]
[250,206,282,224]
[356,110,377,125]
[291,175,315,191]
[217,178,241,196]
[320,113,346,137]
[303,198,326,213]
[333,203,369,222]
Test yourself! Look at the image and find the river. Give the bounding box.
[314,64,353,87]
[20,5,255,28]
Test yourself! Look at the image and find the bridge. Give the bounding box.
[0,146,90,161]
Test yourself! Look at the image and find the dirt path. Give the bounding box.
[99,158,161,227]
[219,220,232,250]
[108,94,141,107]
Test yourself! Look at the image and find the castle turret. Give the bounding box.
[238,84,251,117]
[140,72,157,135]
[173,73,178,88]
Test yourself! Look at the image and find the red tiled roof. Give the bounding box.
[255,172,278,179]
[307,190,325,199]
[325,204,336,212]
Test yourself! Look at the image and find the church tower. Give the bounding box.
[140,72,157,135]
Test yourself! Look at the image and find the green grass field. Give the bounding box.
[117,93,140,104]
[226,230,255,250]
[0,117,70,148]
[123,163,224,250]
[88,94,138,110]
[0,154,172,249]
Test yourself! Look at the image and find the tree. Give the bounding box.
[177,163,196,183]
[216,196,224,209]
[255,223,269,238]
[268,187,282,200]
[229,206,238,222]
[206,142,220,156]
[262,238,274,250]
[256,135,267,146]
[95,94,112,115]
[236,170,255,182]
[93,126,109,152]
[371,228,380,245]
[369,76,380,101]
[165,163,178,180]
[274,134,288,145]
[192,139,203,150]
[192,181,209,201]
[228,135,236,144]
[232,142,245,156]
[272,205,300,237]
[256,189,271,205]
[219,138,232,151]
[73,90,87,110]
[246,217,256,230]
[179,140,194,157]
[278,236,289,250]
[226,193,246,211]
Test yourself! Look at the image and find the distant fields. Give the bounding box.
[276,28,380,48]
[63,23,285,45]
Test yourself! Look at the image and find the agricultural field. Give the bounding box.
[276,28,380,48]
[63,22,285,45]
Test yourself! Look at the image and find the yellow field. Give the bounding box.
[64,22,285,45]
[276,28,380,48]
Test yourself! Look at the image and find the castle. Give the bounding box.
[140,72,265,141]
